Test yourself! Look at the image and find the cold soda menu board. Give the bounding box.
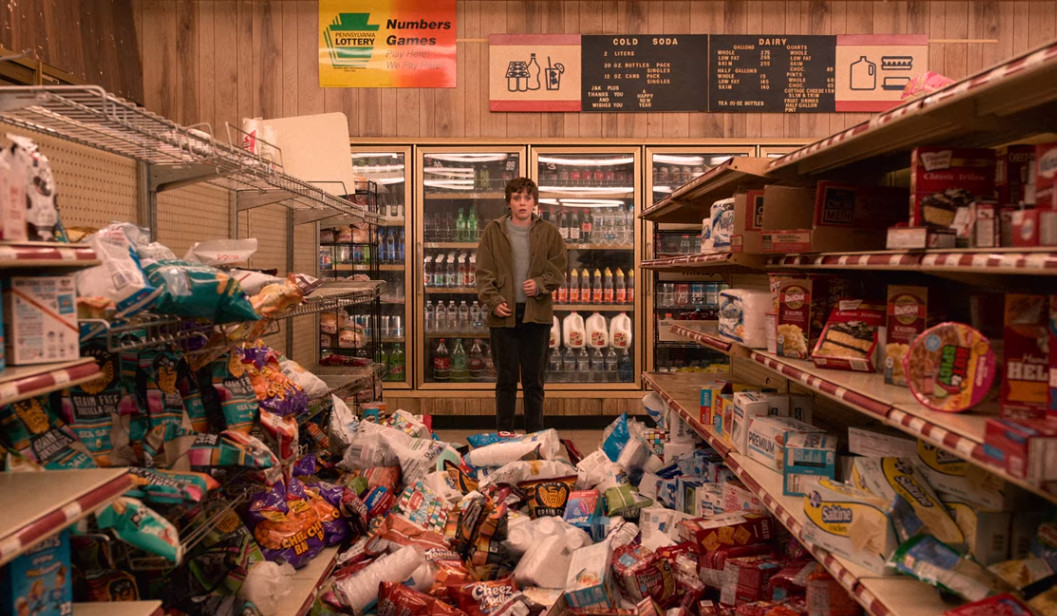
[709,35,836,112]
[581,35,710,112]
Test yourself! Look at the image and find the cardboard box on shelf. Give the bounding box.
[814,181,909,229]
[997,144,1036,206]
[884,285,928,387]
[783,432,838,497]
[678,512,775,553]
[773,275,850,360]
[1002,294,1050,420]
[730,189,766,254]
[847,426,920,458]
[744,415,822,472]
[910,147,996,228]
[721,480,766,515]
[730,392,782,454]
[2,276,78,365]
[720,555,784,606]
[973,201,999,248]
[885,226,958,250]
[983,418,1057,481]
[759,184,902,253]
[1011,208,1040,246]
[801,477,899,575]
[943,498,1012,566]
[1,530,71,616]
[811,299,885,373]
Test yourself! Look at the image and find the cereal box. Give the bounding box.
[811,299,885,372]
[677,512,775,553]
[721,480,766,515]
[564,542,619,610]
[885,285,928,386]
[2,276,78,365]
[983,418,1057,481]
[801,477,899,575]
[1002,294,1050,420]
[1,530,72,616]
[910,147,996,228]
[730,392,781,454]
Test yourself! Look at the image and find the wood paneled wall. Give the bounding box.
[134,0,1056,142]
[1,0,143,102]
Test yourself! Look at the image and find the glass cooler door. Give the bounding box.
[417,147,526,388]
[530,147,641,389]
[644,147,754,374]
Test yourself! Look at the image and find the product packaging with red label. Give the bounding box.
[677,512,774,552]
[910,147,996,228]
[904,322,997,413]
[611,544,677,605]
[885,285,928,386]
[732,190,767,253]
[1002,294,1050,419]
[1036,142,1057,245]
[1050,296,1057,418]
[774,275,850,360]
[984,418,1057,480]
[805,568,859,616]
[944,593,1034,616]
[814,181,909,228]
[996,145,1036,206]
[719,555,783,606]
[1012,208,1041,247]
[697,543,775,589]
[811,299,885,372]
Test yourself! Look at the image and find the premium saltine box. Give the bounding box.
[884,286,928,386]
[910,147,996,228]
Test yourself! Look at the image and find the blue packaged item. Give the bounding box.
[1,530,72,616]
[466,431,520,449]
[602,414,630,462]
[564,490,602,533]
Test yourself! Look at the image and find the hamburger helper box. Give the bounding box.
[1002,294,1050,420]
[730,189,766,254]
[983,418,1057,481]
[1034,142,1057,245]
[759,183,907,253]
[910,147,995,228]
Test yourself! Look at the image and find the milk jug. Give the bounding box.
[562,312,586,348]
[586,312,609,348]
[610,312,633,349]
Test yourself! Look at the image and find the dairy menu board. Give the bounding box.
[708,35,836,112]
[581,35,710,112]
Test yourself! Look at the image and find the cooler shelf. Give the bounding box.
[766,248,1057,276]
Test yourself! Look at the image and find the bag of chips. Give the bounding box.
[238,343,307,418]
[183,499,265,596]
[76,225,159,317]
[185,430,278,470]
[200,353,259,433]
[378,581,470,616]
[245,479,326,569]
[142,259,260,323]
[518,475,578,519]
[0,393,96,469]
[126,467,219,504]
[452,578,520,616]
[97,497,183,563]
[60,344,128,466]
[279,358,329,397]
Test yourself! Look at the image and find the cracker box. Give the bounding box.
[731,392,782,454]
[918,441,1018,511]
[698,543,775,589]
[719,555,783,606]
[811,299,885,372]
[1,530,72,616]
[943,498,1012,566]
[745,415,821,472]
[849,457,966,549]
[801,477,899,575]
[2,276,78,365]
[1002,294,1050,420]
[996,145,1036,206]
[847,427,919,458]
[983,418,1057,481]
[784,432,838,497]
[886,226,958,250]
[721,480,766,514]
[564,490,602,532]
[774,275,850,360]
[713,393,733,441]
[611,544,676,603]
[677,512,775,553]
[884,285,928,386]
[564,542,619,610]
[910,147,996,228]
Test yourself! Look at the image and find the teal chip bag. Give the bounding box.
[60,343,125,466]
[142,260,260,323]
[203,353,258,433]
[97,497,183,563]
[0,392,97,469]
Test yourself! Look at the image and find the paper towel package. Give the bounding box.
[711,197,736,249]
[730,392,783,454]
[718,289,770,348]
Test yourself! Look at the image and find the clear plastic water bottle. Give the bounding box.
[470,301,482,331]
[604,347,618,382]
[457,301,469,332]
[425,301,436,332]
[618,348,633,383]
[447,301,458,332]
[435,301,448,332]
[622,205,633,244]
[576,347,590,373]
[562,346,576,377]
[590,348,605,382]
[549,349,563,382]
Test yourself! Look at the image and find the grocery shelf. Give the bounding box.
[74,601,163,616]
[538,188,635,199]
[425,286,477,294]
[769,40,1057,178]
[0,358,102,406]
[640,252,765,273]
[271,546,340,616]
[668,323,747,357]
[325,263,404,272]
[767,248,1057,276]
[377,216,406,225]
[311,363,386,403]
[642,372,953,616]
[423,331,490,339]
[554,304,635,312]
[425,242,479,249]
[79,314,215,353]
[283,281,385,318]
[0,469,131,566]
[641,158,770,224]
[0,85,373,223]
[0,241,99,268]
[566,243,635,251]
[424,191,506,200]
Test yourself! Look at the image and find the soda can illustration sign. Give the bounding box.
[490,34,582,111]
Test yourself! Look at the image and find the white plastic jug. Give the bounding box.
[609,312,633,349]
[549,316,560,349]
[563,312,586,348]
[586,312,609,348]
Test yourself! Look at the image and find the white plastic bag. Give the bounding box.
[562,312,586,348]
[279,358,330,397]
[586,312,609,348]
[327,395,360,457]
[75,225,160,317]
[333,545,424,615]
[239,561,295,616]
[183,238,258,266]
[514,533,575,589]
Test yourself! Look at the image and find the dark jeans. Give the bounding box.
[489,304,550,433]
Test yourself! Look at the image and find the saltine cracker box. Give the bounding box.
[801,477,898,575]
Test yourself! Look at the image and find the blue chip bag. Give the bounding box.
[466,431,521,449]
[142,260,259,323]
[602,413,630,462]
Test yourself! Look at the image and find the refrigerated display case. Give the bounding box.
[531,147,641,389]
[318,149,411,388]
[417,147,526,388]
[644,147,754,374]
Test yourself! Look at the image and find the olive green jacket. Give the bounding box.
[476,214,567,326]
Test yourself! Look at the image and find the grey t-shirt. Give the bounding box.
[506,219,531,303]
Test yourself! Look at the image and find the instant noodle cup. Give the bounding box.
[904,322,997,413]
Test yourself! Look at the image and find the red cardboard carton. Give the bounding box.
[1050,296,1057,419]
[910,147,995,228]
[774,275,850,360]
[811,299,885,372]
[1002,294,1050,420]
[719,556,783,606]
[983,418,1057,480]
[677,512,775,553]
[885,286,928,386]
[814,181,909,228]
[996,145,1036,206]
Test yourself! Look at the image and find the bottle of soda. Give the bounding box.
[451,339,469,382]
[618,347,633,383]
[455,208,467,242]
[569,268,580,303]
[459,252,470,286]
[389,343,406,382]
[615,268,626,304]
[433,339,451,381]
[446,253,457,287]
[557,274,569,303]
[458,301,470,331]
[468,253,478,286]
[397,229,405,262]
[581,209,593,244]
[603,267,614,304]
[604,347,618,382]
[580,268,591,304]
[424,255,433,287]
[592,269,603,304]
[627,269,635,303]
[468,339,486,381]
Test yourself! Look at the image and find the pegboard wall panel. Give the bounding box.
[290,223,318,366]
[156,184,231,257]
[2,123,139,230]
[238,204,290,353]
